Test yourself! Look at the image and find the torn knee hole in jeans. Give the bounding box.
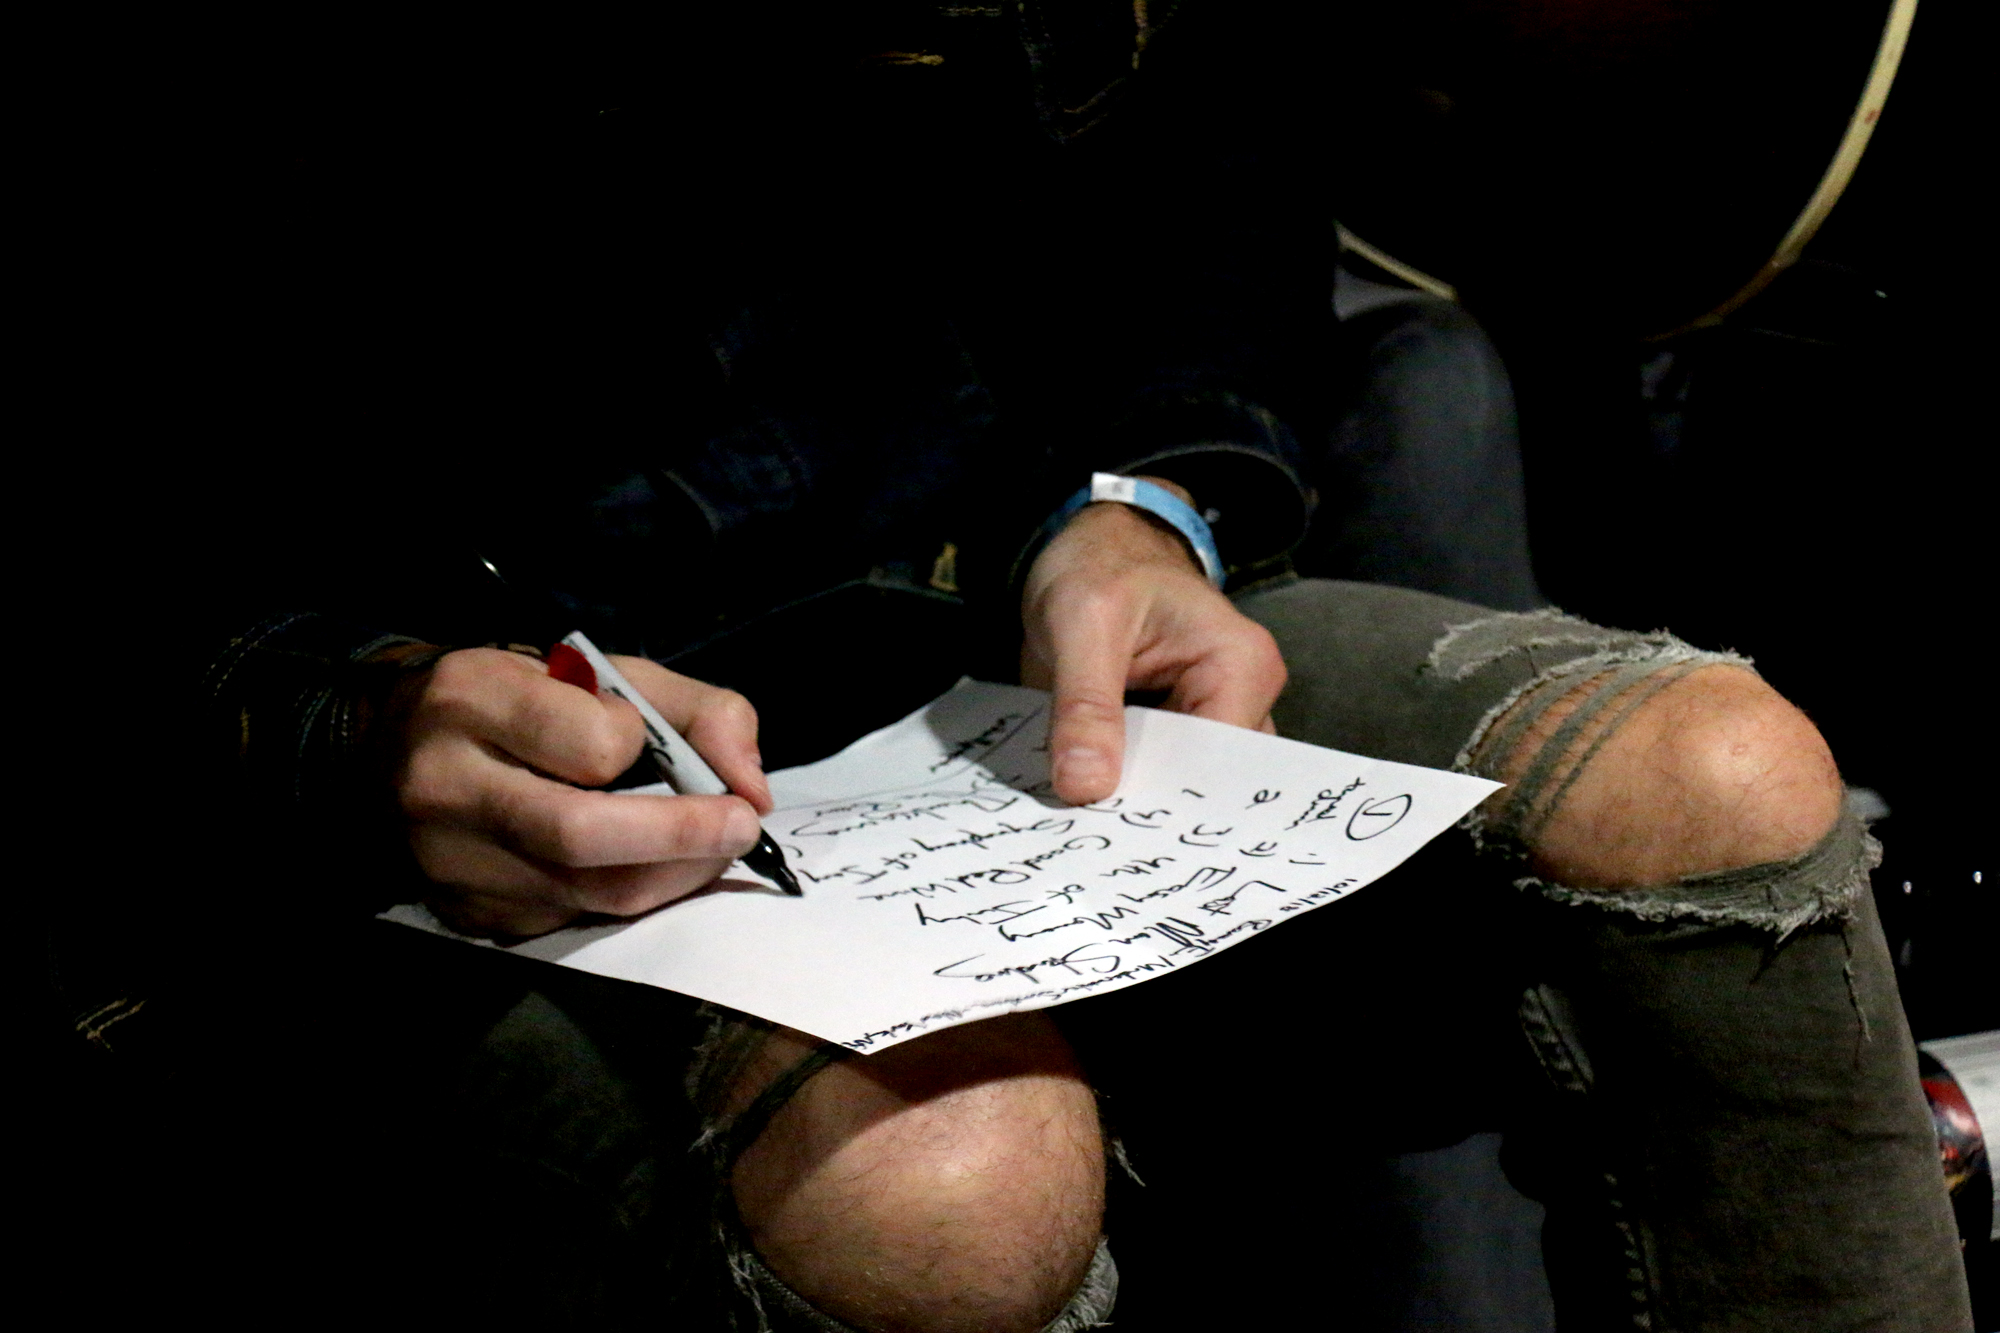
[1525,813,1878,938]
[1429,609,1872,935]
[685,1006,1121,1333]
[687,1006,850,1172]
[685,1006,856,1331]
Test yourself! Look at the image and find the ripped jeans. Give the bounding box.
[275,580,1965,1331]
[1056,576,1968,1331]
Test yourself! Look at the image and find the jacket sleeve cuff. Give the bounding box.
[197,612,451,910]
[1109,442,1308,578]
[1012,393,1313,591]
[200,612,437,804]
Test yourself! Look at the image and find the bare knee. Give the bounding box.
[1484,664,1844,889]
[731,1012,1104,1333]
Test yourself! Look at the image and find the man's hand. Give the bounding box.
[1021,480,1286,806]
[391,648,770,937]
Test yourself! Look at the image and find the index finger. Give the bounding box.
[476,756,763,869]
[421,648,647,788]
[609,656,773,814]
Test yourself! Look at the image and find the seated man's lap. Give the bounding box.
[309,578,1960,1328]
[320,924,715,1323]
[333,925,1111,1330]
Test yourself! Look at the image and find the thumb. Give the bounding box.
[1046,611,1131,805]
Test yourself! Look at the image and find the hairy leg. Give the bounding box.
[723,1013,1105,1333]
[1477,662,1844,888]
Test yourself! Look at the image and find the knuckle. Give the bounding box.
[1232,616,1278,652]
[707,688,758,731]
[1053,693,1124,725]
[1057,581,1133,624]
[669,801,738,857]
[1252,627,1288,682]
[570,724,638,787]
[1096,572,1154,609]
[1226,619,1287,675]
[424,647,499,702]
[544,802,605,866]
[396,744,466,820]
[417,648,525,729]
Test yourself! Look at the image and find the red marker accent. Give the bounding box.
[546,641,598,694]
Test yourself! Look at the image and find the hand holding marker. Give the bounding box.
[546,631,802,897]
[473,553,801,897]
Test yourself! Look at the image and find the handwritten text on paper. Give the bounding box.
[385,681,1499,1052]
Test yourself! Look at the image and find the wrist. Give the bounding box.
[1099,475,1204,574]
[1071,491,1204,571]
[1009,471,1222,603]
[1023,493,1218,624]
[1058,473,1223,586]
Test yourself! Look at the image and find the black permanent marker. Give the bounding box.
[552,631,802,897]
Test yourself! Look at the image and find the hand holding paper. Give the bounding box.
[1020,477,1287,803]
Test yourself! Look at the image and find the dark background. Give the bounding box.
[1322,0,1992,1047]
[30,1,1990,1326]
[1488,2,1993,1048]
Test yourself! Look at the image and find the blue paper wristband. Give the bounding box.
[1052,472,1225,588]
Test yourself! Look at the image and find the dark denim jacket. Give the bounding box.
[191,1,1333,841]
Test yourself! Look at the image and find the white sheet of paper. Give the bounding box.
[384,680,1499,1052]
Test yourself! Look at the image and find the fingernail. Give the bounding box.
[1054,747,1111,792]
